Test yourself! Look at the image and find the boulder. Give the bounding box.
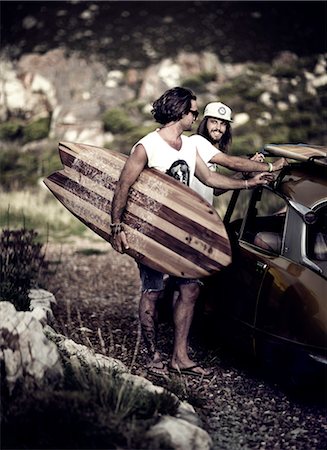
[29,288,57,325]
[139,51,247,104]
[44,326,127,373]
[0,301,63,393]
[145,415,213,450]
[0,49,135,146]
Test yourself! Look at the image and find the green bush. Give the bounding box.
[110,123,157,154]
[0,120,23,140]
[218,72,262,99]
[181,72,216,92]
[272,64,299,79]
[0,117,51,143]
[232,133,263,155]
[0,144,61,189]
[23,117,51,143]
[102,108,135,134]
[261,124,290,145]
[0,227,48,311]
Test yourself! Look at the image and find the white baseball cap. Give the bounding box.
[203,102,233,122]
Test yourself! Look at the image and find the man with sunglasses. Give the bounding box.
[190,101,287,204]
[110,87,274,378]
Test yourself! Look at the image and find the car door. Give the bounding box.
[225,188,287,330]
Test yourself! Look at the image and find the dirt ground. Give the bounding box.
[44,237,327,450]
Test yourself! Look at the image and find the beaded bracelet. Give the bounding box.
[110,223,124,236]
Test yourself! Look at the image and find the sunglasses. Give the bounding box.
[189,109,199,120]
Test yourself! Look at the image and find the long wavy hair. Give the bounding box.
[197,117,232,153]
[151,87,196,125]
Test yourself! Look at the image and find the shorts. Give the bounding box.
[138,262,203,293]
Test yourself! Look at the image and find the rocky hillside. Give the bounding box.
[0,2,326,189]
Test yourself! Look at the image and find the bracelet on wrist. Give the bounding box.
[110,223,124,236]
[267,162,273,172]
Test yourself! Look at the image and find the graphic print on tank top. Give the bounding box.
[166,159,190,186]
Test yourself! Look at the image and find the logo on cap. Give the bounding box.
[218,106,226,116]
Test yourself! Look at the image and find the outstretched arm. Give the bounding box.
[195,151,274,191]
[213,152,266,196]
[110,144,148,253]
[211,151,287,173]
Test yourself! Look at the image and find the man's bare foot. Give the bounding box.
[146,359,169,377]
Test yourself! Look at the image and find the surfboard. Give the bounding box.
[44,141,232,278]
[264,144,327,166]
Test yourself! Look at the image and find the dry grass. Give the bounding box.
[0,186,95,242]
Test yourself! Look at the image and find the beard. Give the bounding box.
[208,130,222,144]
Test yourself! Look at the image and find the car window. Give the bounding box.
[241,189,287,254]
[306,204,327,275]
[225,190,252,235]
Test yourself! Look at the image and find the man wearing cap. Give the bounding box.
[190,102,287,204]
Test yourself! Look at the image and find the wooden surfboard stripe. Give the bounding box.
[265,144,327,157]
[59,149,231,255]
[265,144,327,166]
[59,145,225,232]
[47,171,227,271]
[125,213,228,271]
[45,178,211,277]
[65,158,231,258]
[61,166,231,266]
[55,166,229,265]
[50,141,232,277]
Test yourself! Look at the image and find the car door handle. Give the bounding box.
[256,261,268,273]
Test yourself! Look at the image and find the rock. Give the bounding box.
[272,51,299,68]
[139,57,181,102]
[44,326,127,373]
[176,400,202,427]
[145,415,213,450]
[139,51,245,103]
[0,49,135,146]
[0,301,63,393]
[29,288,57,325]
[0,59,56,121]
[233,112,250,127]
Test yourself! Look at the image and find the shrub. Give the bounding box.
[23,117,51,143]
[0,227,48,311]
[232,133,263,155]
[181,71,216,92]
[102,108,135,134]
[272,64,299,79]
[0,143,61,190]
[0,120,23,140]
[110,123,157,154]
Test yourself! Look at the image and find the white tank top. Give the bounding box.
[189,134,221,204]
[132,130,197,186]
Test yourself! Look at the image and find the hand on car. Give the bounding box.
[249,172,275,187]
[243,153,267,178]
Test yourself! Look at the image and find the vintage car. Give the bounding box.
[199,144,327,390]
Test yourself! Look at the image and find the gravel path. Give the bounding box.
[44,237,326,450]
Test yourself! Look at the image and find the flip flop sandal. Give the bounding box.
[168,364,213,378]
